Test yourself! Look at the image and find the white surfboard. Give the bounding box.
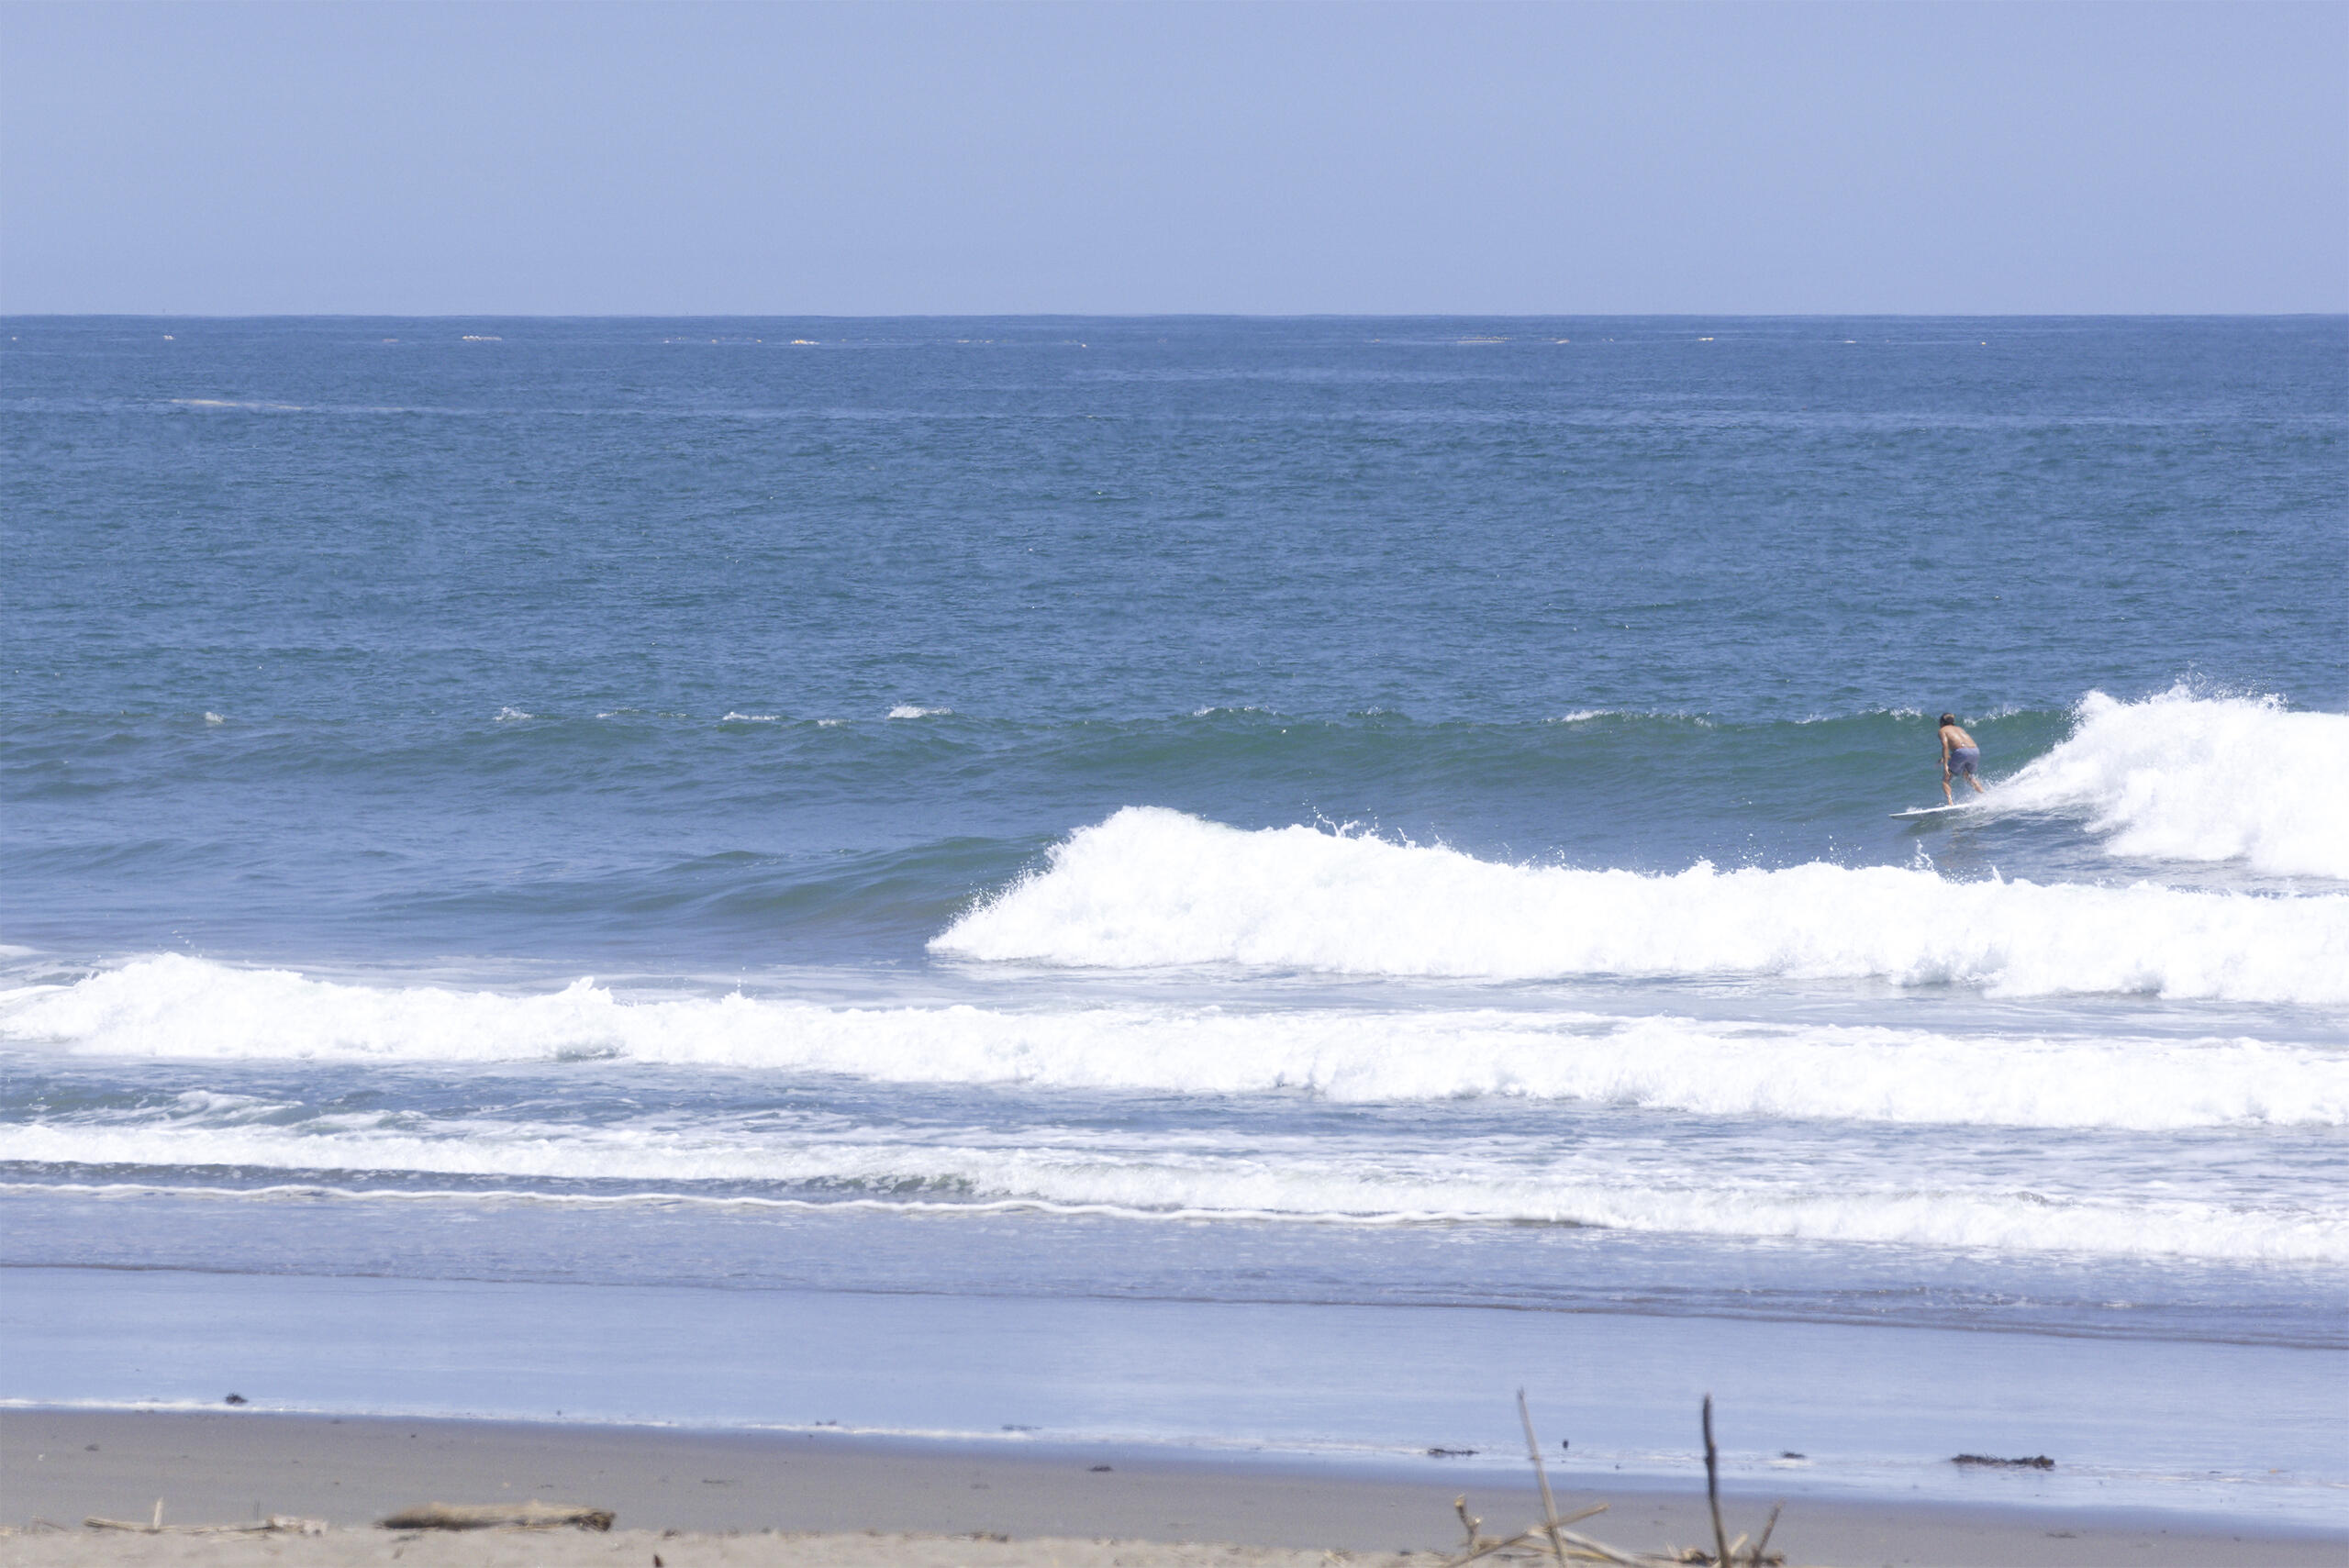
[1890,803,1970,819]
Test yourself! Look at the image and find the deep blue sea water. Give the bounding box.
[4,317,2345,1522]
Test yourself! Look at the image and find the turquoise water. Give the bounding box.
[3,317,2345,1518]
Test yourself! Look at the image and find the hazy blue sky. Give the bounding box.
[4,1,2343,315]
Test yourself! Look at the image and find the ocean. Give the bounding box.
[3,316,2344,1524]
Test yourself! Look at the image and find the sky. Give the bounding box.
[2,1,2343,316]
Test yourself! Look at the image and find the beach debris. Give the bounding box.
[375,1500,616,1530]
[1436,1397,1620,1567]
[84,1513,324,1536]
[1663,1397,1785,1568]
[1440,1394,1787,1568]
[1428,1447,1479,1458]
[224,1393,248,1405]
[1952,1452,2054,1470]
[1089,1464,1114,1473]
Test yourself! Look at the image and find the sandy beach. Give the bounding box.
[5,1410,2343,1568]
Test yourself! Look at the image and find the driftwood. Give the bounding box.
[376,1500,615,1531]
[85,1502,324,1536]
[1441,1395,1787,1568]
[84,1518,326,1536]
[1434,1395,1655,1568]
[1664,1398,1786,1568]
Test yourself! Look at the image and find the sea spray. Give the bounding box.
[1995,687,2349,879]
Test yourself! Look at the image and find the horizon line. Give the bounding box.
[7,310,2345,323]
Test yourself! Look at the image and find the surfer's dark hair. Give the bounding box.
[1939,713,1957,726]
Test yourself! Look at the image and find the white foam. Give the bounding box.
[9,959,2343,1262]
[933,808,2349,1004]
[886,706,952,719]
[5,956,2344,1129]
[1542,708,1712,726]
[1995,687,2349,879]
[493,706,532,722]
[718,712,781,723]
[3,1120,2337,1263]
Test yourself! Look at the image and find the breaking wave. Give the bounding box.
[1995,687,2348,879]
[4,955,2345,1129]
[934,808,2349,1003]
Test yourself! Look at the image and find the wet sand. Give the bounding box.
[3,1409,2343,1567]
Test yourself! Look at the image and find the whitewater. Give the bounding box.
[935,806,2349,997]
[8,953,2347,1130]
[1995,686,2349,880]
[935,691,2349,995]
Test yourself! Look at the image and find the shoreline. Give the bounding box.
[5,1409,2343,1567]
[11,1262,2343,1526]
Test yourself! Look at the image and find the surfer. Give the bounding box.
[1938,713,1985,803]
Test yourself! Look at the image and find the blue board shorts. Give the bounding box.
[1948,746,1980,776]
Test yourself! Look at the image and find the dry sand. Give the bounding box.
[1,1529,1419,1568]
[4,1409,2342,1568]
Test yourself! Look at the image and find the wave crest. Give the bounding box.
[933,807,2349,1002]
[1995,687,2348,879]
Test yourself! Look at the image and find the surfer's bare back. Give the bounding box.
[1939,713,1985,804]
